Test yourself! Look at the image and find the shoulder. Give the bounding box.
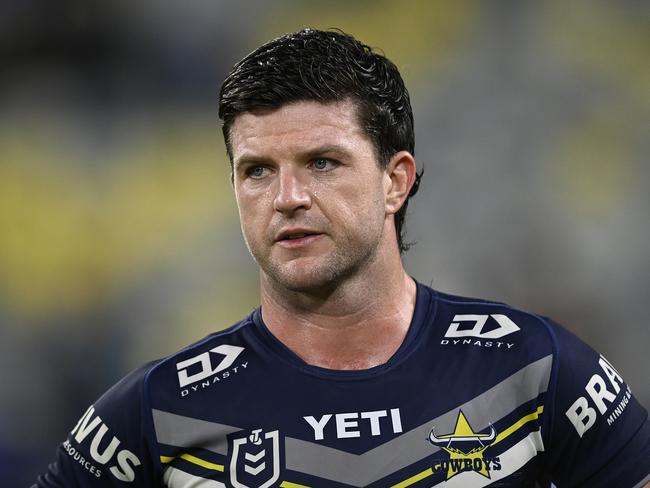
[428,286,650,485]
[38,314,258,487]
[141,312,257,397]
[425,288,562,420]
[429,288,639,418]
[430,288,560,359]
[87,312,257,413]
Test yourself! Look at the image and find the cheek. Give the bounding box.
[328,182,385,227]
[236,195,263,236]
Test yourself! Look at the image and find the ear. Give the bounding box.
[384,151,417,215]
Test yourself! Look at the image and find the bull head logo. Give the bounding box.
[428,410,498,480]
[428,415,496,453]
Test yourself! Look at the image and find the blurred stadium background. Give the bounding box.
[1,0,648,484]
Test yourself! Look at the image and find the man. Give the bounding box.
[36,28,650,488]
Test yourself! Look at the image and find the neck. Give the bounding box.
[259,247,417,370]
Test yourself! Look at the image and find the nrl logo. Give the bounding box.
[428,410,501,480]
[229,429,280,488]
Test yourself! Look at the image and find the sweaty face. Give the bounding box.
[230,100,390,293]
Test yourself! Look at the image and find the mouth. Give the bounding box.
[280,232,315,240]
[275,229,323,247]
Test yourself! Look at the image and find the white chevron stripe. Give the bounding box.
[244,461,266,475]
[163,466,226,488]
[244,450,265,463]
[430,430,544,487]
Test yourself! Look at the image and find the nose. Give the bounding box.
[273,167,312,214]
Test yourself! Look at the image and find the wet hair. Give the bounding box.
[219,28,421,253]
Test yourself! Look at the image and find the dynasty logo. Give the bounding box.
[175,344,248,397]
[428,410,501,480]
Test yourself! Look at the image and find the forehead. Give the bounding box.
[229,100,369,160]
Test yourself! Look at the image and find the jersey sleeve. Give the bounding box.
[33,362,162,487]
[542,320,650,487]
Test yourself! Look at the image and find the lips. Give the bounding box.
[275,228,321,247]
[282,232,313,240]
[276,228,320,242]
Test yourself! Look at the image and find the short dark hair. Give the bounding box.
[219,28,422,253]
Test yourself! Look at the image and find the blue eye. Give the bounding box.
[248,166,266,178]
[312,158,333,171]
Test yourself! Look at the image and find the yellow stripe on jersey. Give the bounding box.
[160,453,225,472]
[494,405,544,445]
[159,455,311,487]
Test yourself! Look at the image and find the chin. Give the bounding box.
[273,269,336,293]
[257,241,379,294]
[264,258,347,294]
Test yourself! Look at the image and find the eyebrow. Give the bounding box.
[234,144,353,169]
[233,154,274,170]
[302,144,352,160]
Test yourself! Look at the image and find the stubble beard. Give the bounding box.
[251,226,384,296]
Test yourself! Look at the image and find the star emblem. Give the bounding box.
[428,410,497,479]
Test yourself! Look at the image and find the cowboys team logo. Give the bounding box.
[428,410,501,480]
[229,429,280,488]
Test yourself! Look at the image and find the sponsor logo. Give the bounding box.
[303,408,403,441]
[441,315,519,349]
[69,406,141,482]
[176,344,248,397]
[229,429,280,488]
[428,410,501,480]
[565,354,630,437]
[62,440,102,478]
[444,314,520,339]
[440,338,515,349]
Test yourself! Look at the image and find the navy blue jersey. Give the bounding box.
[35,282,650,487]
